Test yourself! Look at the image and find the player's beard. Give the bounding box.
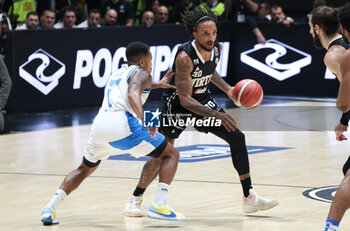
[313,30,323,49]
[199,41,213,52]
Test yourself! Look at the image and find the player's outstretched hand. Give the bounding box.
[335,123,348,141]
[215,111,237,132]
[156,68,176,89]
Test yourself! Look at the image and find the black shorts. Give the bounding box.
[159,96,223,138]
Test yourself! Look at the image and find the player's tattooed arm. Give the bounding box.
[175,51,216,118]
[211,70,231,95]
[128,68,152,120]
[176,52,236,131]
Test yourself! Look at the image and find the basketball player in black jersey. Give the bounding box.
[309,6,349,142]
[321,3,350,230]
[125,7,278,218]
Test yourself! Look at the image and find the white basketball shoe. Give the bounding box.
[125,195,143,217]
[242,189,279,213]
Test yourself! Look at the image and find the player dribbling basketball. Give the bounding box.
[125,7,278,217]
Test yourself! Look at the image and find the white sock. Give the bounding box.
[154,182,169,206]
[47,189,67,210]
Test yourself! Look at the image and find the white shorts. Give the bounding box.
[84,111,166,163]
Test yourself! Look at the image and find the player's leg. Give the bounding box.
[324,156,350,231]
[195,115,278,213]
[126,104,181,217]
[146,141,185,220]
[41,157,100,225]
[132,134,175,195]
[126,133,179,218]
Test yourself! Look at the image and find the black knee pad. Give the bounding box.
[343,156,350,176]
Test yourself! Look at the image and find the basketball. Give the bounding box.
[229,79,263,110]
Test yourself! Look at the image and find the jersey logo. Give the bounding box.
[193,59,199,65]
[192,74,211,88]
[215,57,219,64]
[19,49,66,95]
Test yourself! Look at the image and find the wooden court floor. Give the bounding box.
[1,100,350,231]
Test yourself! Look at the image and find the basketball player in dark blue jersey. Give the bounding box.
[125,7,278,218]
[323,3,350,230]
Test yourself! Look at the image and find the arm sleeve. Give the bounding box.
[0,57,11,108]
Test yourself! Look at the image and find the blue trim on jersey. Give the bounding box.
[126,66,142,84]
[108,112,165,150]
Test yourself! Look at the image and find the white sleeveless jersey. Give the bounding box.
[99,65,151,118]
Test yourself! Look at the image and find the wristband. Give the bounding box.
[340,110,350,126]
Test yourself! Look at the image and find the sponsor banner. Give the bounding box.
[231,23,339,98]
[108,144,291,162]
[303,186,338,203]
[5,25,231,113]
[5,23,338,113]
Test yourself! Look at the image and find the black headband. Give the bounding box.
[193,16,214,31]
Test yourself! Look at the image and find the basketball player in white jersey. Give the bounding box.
[323,3,350,230]
[40,42,185,225]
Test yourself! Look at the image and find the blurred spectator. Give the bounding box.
[171,0,195,23]
[199,0,225,19]
[37,9,56,30]
[234,0,260,22]
[100,8,118,26]
[150,0,160,14]
[77,8,101,27]
[140,10,154,26]
[16,12,39,30]
[3,0,36,27]
[246,1,271,43]
[100,0,134,26]
[55,0,86,24]
[0,15,10,56]
[155,5,168,24]
[54,6,77,29]
[269,5,294,27]
[0,56,11,133]
[132,0,147,25]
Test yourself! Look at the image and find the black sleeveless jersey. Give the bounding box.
[328,37,348,49]
[163,40,221,104]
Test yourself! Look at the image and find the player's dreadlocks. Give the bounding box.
[181,7,217,34]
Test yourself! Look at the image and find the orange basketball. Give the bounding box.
[230,79,263,110]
